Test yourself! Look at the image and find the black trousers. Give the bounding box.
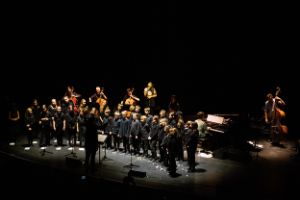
[85,147,97,169]
[113,134,120,150]
[168,154,176,175]
[40,126,50,146]
[141,139,149,155]
[122,137,130,153]
[26,129,33,146]
[187,146,197,170]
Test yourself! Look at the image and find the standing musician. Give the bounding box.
[89,86,108,112]
[144,82,157,113]
[264,87,287,146]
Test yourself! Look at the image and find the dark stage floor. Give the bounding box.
[1,133,300,199]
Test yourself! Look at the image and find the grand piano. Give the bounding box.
[202,114,239,150]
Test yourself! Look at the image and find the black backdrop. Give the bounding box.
[1,2,298,135]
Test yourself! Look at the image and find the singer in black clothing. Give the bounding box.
[166,127,179,177]
[185,122,199,172]
[39,105,51,146]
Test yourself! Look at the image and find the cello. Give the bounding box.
[96,87,108,113]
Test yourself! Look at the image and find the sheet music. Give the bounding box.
[206,114,224,124]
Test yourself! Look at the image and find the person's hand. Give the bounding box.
[265,118,269,124]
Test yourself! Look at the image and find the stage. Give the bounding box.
[1,133,300,199]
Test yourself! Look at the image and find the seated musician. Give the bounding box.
[89,86,108,111]
[195,111,208,138]
[64,85,81,108]
[121,88,140,110]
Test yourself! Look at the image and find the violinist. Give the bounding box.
[264,87,286,146]
[64,85,81,111]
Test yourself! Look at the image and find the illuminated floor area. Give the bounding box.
[1,134,300,199]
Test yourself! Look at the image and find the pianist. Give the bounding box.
[195,111,208,137]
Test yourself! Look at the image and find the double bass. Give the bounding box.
[273,87,288,134]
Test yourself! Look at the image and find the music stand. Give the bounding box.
[40,146,53,156]
[98,134,108,165]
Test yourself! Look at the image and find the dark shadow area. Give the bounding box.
[193,168,206,173]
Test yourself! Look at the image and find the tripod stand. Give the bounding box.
[124,146,139,169]
[65,133,77,157]
[40,146,53,156]
[65,146,77,157]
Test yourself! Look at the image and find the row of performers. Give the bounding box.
[23,99,207,174]
[63,83,180,115]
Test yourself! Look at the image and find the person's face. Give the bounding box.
[57,107,62,113]
[117,104,122,110]
[28,108,33,114]
[42,105,47,111]
[91,107,96,115]
[144,109,150,115]
[51,99,57,106]
[67,86,72,93]
[160,111,166,117]
[135,107,140,113]
[268,95,273,101]
[114,113,120,119]
[133,114,138,120]
[96,87,101,93]
[104,110,110,116]
[147,82,152,88]
[33,100,38,106]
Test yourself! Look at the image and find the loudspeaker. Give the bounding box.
[65,157,82,168]
[128,170,146,178]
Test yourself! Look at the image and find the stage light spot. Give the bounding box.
[9,142,15,146]
[56,147,62,150]
[199,152,213,158]
[32,141,38,144]
[79,148,85,151]
[24,147,30,151]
